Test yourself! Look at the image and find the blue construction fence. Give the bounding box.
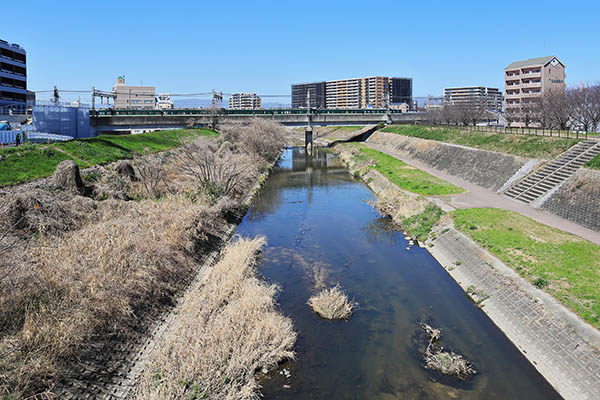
[0,130,22,145]
[31,104,95,139]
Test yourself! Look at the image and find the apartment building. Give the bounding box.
[291,81,327,108]
[443,86,503,112]
[0,39,27,109]
[292,76,412,109]
[113,76,156,109]
[228,92,262,109]
[504,56,566,126]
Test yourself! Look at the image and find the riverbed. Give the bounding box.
[234,147,560,399]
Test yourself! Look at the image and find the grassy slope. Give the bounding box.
[452,208,600,329]
[381,125,579,159]
[0,128,216,186]
[347,144,464,196]
[584,154,600,170]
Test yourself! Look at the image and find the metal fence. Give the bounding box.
[0,130,21,145]
[412,121,591,140]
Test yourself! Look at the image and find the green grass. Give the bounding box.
[0,128,217,186]
[584,154,600,170]
[346,144,464,196]
[381,125,580,159]
[331,126,363,131]
[452,208,600,329]
[401,203,444,242]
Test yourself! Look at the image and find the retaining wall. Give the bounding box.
[542,168,600,232]
[367,132,531,191]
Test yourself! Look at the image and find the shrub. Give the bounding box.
[220,118,285,165]
[307,285,356,320]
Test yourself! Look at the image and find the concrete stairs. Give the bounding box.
[504,140,600,204]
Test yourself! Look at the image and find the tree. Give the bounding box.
[519,98,542,128]
[541,88,574,130]
[570,84,600,132]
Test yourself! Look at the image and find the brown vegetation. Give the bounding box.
[0,119,286,398]
[418,322,476,380]
[308,285,356,320]
[136,237,296,400]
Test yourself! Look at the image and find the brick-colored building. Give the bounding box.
[504,56,566,126]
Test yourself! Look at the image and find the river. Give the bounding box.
[234,147,561,399]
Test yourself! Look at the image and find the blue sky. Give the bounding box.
[3,0,599,103]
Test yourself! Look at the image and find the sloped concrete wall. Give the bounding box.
[367,132,531,191]
[542,168,600,232]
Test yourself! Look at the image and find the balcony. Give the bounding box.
[521,81,542,89]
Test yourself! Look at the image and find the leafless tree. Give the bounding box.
[520,98,542,128]
[133,154,174,199]
[504,105,519,128]
[540,88,575,130]
[570,84,600,132]
[440,104,458,125]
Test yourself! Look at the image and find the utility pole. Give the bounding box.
[305,90,313,151]
[53,86,60,104]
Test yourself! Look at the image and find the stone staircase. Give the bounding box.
[504,140,600,204]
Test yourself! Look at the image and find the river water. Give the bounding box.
[235,148,560,399]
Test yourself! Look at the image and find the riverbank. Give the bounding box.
[332,142,600,400]
[0,120,293,399]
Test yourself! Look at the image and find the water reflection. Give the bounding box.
[236,148,560,400]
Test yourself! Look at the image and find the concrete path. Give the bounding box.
[366,142,600,245]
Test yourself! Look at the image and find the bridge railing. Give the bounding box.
[90,108,403,117]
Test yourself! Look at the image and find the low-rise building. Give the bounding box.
[113,76,156,109]
[0,39,27,110]
[443,86,503,112]
[228,92,262,109]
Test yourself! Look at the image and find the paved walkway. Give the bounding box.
[366,142,600,245]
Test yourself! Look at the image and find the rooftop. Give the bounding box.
[505,56,563,70]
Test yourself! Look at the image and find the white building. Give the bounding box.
[443,86,503,112]
[228,93,261,109]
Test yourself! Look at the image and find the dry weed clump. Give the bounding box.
[220,118,286,164]
[372,189,428,222]
[0,195,229,395]
[137,237,296,400]
[418,322,476,380]
[308,285,356,320]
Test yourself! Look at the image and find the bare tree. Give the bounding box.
[570,84,600,132]
[504,105,519,128]
[541,88,574,130]
[520,98,542,128]
[133,154,174,199]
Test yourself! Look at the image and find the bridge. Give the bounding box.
[89,108,427,134]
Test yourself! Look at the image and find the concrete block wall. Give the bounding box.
[542,168,600,232]
[368,132,530,191]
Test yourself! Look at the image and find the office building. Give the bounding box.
[292,76,412,109]
[443,86,503,112]
[504,56,566,126]
[0,39,27,109]
[228,92,262,109]
[113,76,156,109]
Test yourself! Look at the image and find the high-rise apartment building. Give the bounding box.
[291,81,327,109]
[0,39,27,109]
[504,56,566,126]
[443,86,503,112]
[292,76,412,109]
[228,93,262,109]
[113,76,156,109]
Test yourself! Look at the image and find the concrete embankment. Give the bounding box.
[541,168,600,232]
[333,143,600,400]
[367,131,535,191]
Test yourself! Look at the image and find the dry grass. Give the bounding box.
[220,119,286,165]
[307,285,356,320]
[372,189,428,222]
[0,119,287,397]
[418,322,476,380]
[136,237,296,400]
